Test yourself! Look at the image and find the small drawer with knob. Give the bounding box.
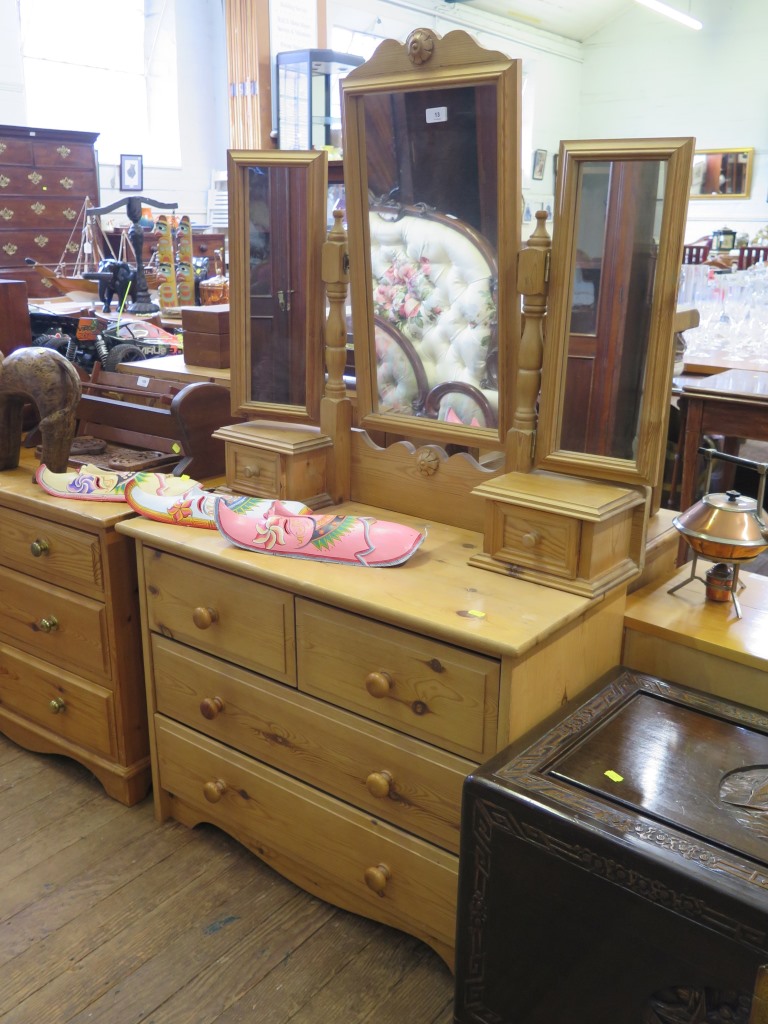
[226,443,281,498]
[0,641,115,757]
[151,634,474,851]
[296,599,499,760]
[0,507,103,595]
[0,565,110,682]
[142,548,296,684]
[154,714,458,957]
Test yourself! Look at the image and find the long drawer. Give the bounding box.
[0,641,115,757]
[0,565,109,682]
[296,598,499,760]
[151,634,473,852]
[155,715,458,956]
[142,548,296,684]
[0,507,103,595]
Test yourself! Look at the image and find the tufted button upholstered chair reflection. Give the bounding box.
[369,205,498,427]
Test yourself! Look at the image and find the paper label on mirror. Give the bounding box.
[425,106,448,124]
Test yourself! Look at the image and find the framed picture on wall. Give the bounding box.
[120,154,143,192]
[532,149,547,181]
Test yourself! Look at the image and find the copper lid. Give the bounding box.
[674,490,768,549]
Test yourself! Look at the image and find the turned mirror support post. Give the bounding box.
[320,208,352,502]
[507,210,551,472]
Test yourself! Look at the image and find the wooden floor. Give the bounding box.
[0,734,454,1024]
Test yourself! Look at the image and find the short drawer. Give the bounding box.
[225,443,281,498]
[155,715,458,957]
[0,507,104,594]
[490,506,580,579]
[152,634,473,852]
[0,641,115,757]
[142,548,296,684]
[0,565,110,683]
[296,599,499,760]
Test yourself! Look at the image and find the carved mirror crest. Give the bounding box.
[228,149,327,423]
[341,28,522,450]
[535,137,694,487]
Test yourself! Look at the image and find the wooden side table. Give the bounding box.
[623,564,768,712]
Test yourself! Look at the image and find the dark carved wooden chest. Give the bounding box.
[454,667,768,1024]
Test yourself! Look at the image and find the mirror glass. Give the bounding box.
[690,148,754,199]
[536,138,694,487]
[228,149,327,423]
[342,30,521,448]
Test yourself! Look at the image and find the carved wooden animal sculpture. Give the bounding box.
[0,346,81,472]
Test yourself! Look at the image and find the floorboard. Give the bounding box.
[0,735,454,1024]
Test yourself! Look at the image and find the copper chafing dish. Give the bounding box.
[669,447,768,617]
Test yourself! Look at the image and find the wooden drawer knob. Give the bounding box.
[242,464,260,478]
[365,671,393,699]
[30,538,50,557]
[200,696,224,720]
[364,863,391,895]
[49,697,66,714]
[193,606,219,630]
[521,531,540,548]
[38,615,58,633]
[366,770,393,799]
[203,779,228,803]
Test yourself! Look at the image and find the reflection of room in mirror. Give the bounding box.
[690,149,753,198]
[560,159,666,461]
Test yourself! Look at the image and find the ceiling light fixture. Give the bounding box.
[633,0,702,30]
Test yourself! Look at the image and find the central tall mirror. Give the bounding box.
[341,29,522,450]
[536,137,693,487]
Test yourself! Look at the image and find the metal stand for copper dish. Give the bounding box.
[669,447,768,619]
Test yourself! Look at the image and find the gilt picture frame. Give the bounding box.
[532,148,547,181]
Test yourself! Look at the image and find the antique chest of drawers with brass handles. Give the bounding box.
[0,464,149,804]
[118,509,626,967]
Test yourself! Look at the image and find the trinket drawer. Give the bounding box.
[0,463,150,804]
[118,507,627,966]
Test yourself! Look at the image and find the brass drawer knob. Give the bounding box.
[192,606,219,630]
[242,464,260,478]
[30,538,50,557]
[364,863,391,895]
[365,671,393,698]
[38,615,58,633]
[203,779,228,803]
[366,770,393,799]
[49,697,66,714]
[521,530,540,548]
[200,696,224,720]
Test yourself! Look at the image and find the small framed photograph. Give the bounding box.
[532,148,547,181]
[120,154,143,192]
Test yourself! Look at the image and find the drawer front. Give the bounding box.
[155,716,458,953]
[0,566,110,682]
[142,549,296,684]
[3,198,88,229]
[491,505,580,579]
[0,138,35,164]
[0,166,97,197]
[0,228,82,268]
[152,635,473,852]
[296,599,498,760]
[0,507,104,594]
[0,641,115,757]
[226,443,281,498]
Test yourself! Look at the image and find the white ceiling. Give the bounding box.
[439,0,631,42]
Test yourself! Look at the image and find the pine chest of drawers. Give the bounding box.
[118,506,627,966]
[0,463,149,804]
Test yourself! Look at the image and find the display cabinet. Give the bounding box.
[274,49,363,153]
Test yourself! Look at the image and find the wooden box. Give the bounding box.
[455,667,768,1023]
[181,330,230,368]
[470,470,648,598]
[180,304,230,334]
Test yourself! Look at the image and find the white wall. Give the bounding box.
[326,0,768,244]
